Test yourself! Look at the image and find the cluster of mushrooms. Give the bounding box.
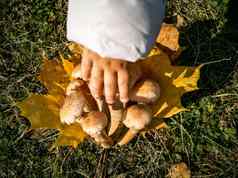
[60,64,160,148]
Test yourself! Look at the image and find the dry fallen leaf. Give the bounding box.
[17,24,202,147]
[156,23,182,62]
[168,162,191,178]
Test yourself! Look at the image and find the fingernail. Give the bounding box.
[120,98,129,104]
[106,99,115,105]
[122,102,127,109]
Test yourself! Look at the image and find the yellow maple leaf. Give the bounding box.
[140,48,201,129]
[18,94,61,129]
[141,49,201,118]
[18,57,86,148]
[56,123,87,148]
[17,24,202,147]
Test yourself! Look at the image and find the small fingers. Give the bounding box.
[89,63,104,99]
[128,63,142,89]
[81,51,92,81]
[117,69,129,104]
[104,69,117,104]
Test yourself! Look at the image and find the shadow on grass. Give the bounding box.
[179,0,238,107]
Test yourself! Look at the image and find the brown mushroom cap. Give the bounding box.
[123,104,152,131]
[79,111,108,136]
[60,92,86,124]
[130,79,160,104]
[66,79,85,95]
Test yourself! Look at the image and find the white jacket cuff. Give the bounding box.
[67,0,165,62]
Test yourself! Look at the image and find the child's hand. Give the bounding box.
[79,48,129,105]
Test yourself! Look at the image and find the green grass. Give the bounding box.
[1,0,238,177]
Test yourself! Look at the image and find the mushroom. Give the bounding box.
[108,101,124,136]
[60,91,86,125]
[130,79,160,104]
[118,104,152,145]
[78,111,113,148]
[60,79,97,125]
[65,79,85,95]
[106,64,143,135]
[71,64,105,111]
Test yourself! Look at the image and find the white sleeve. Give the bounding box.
[67,0,165,62]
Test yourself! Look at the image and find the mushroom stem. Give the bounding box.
[117,129,138,145]
[93,130,113,148]
[108,101,123,136]
[117,104,152,146]
[79,111,113,148]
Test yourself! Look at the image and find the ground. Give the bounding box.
[0,0,238,177]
